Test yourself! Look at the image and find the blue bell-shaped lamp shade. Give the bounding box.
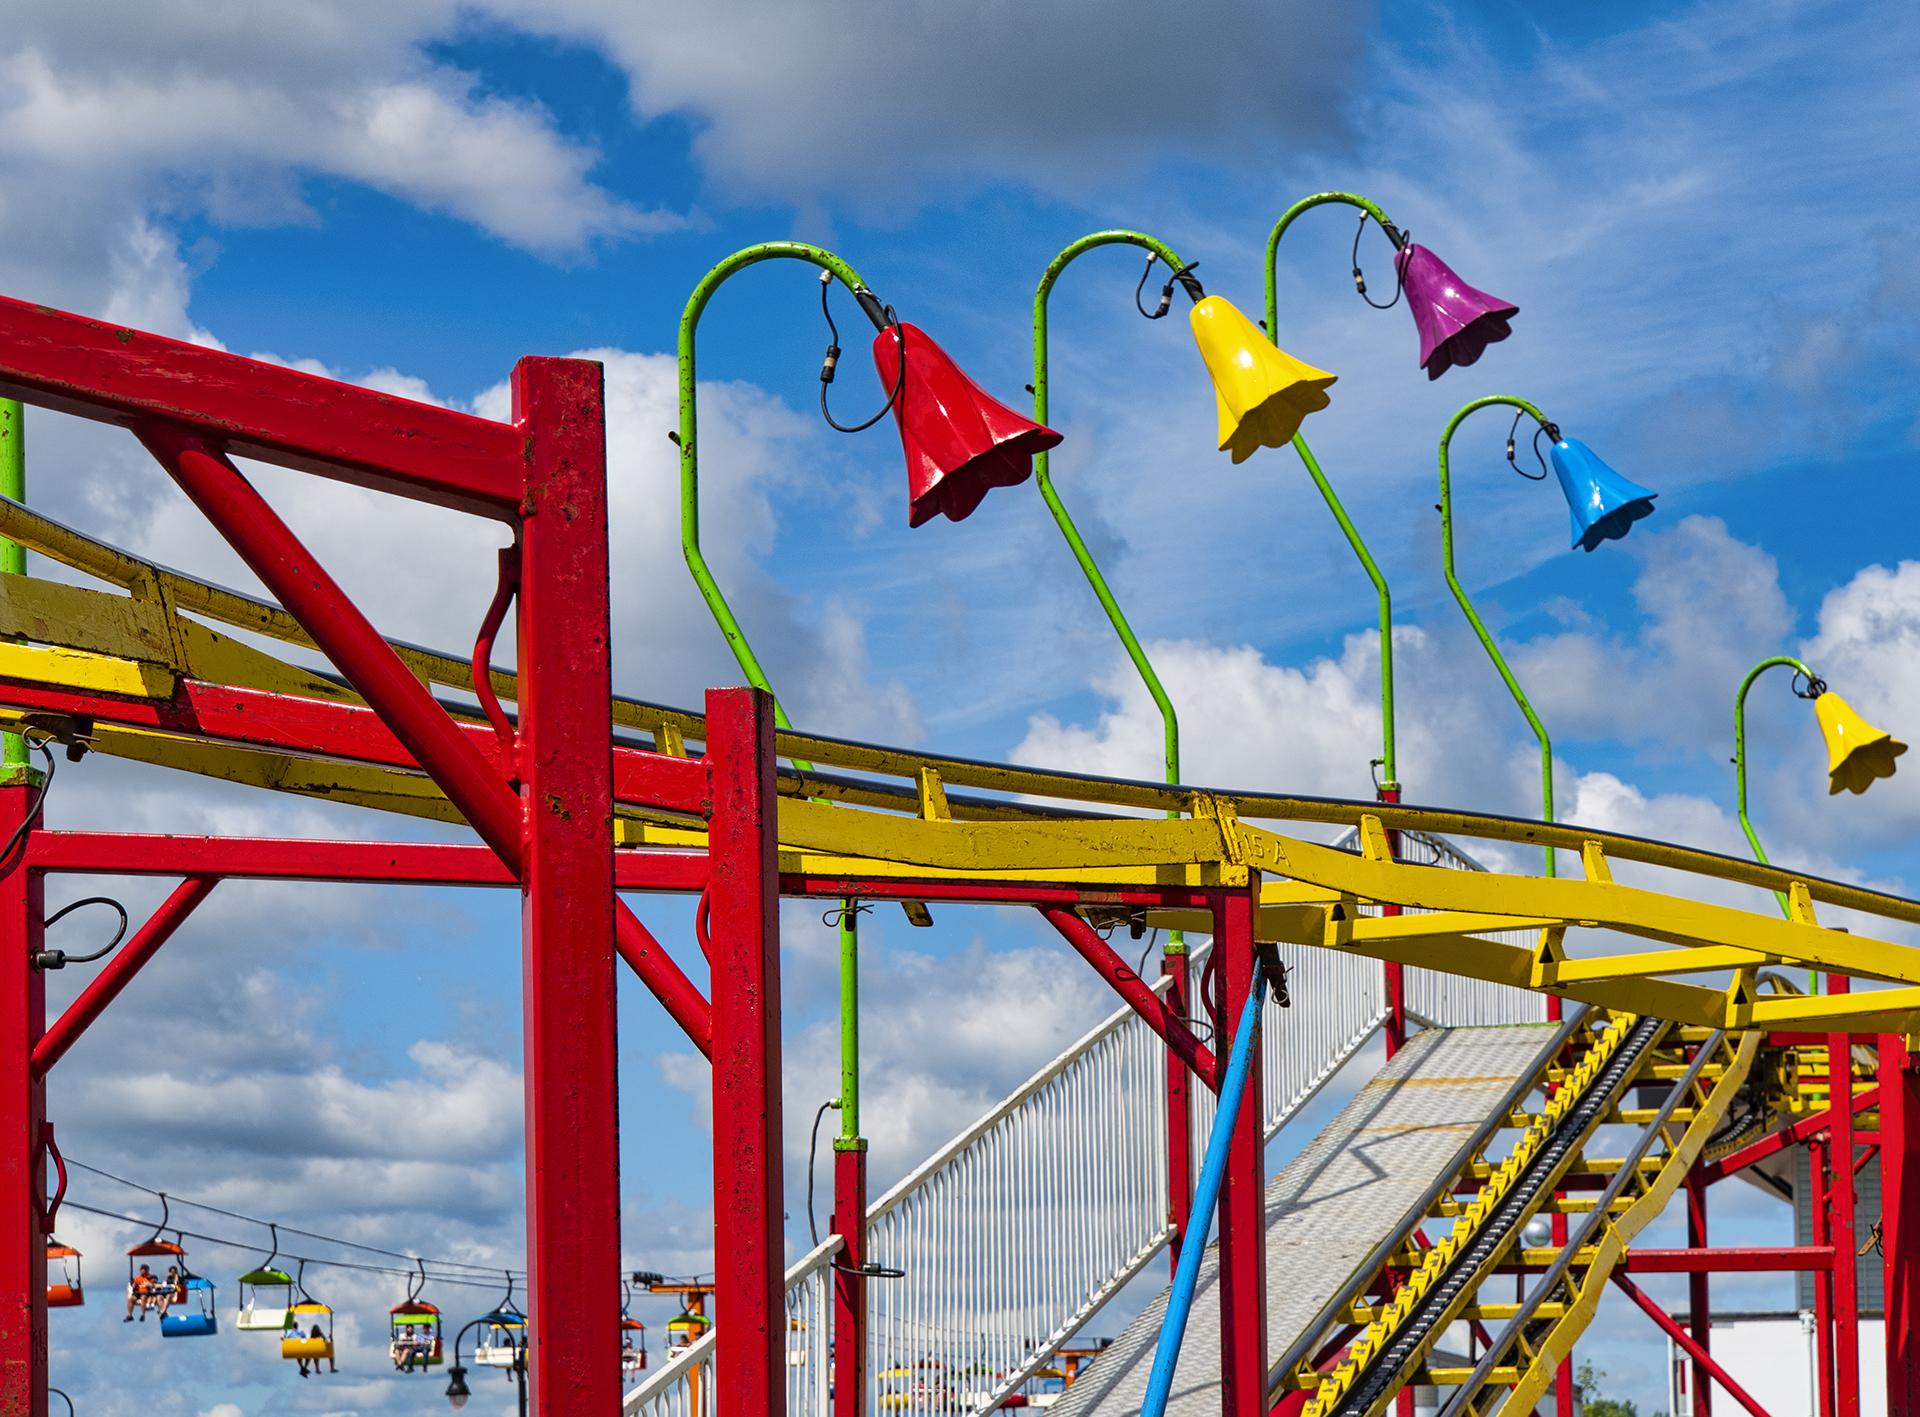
[1548,436,1657,552]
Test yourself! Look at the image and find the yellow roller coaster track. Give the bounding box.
[1272,1002,1763,1417]
[0,493,1917,1039]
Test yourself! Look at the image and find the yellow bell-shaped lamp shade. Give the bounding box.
[1189,296,1336,464]
[1814,690,1907,795]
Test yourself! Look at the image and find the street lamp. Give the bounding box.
[1263,192,1519,800]
[679,240,1059,734]
[1733,656,1906,982]
[1437,395,1658,876]
[445,1316,528,1416]
[1031,231,1334,971]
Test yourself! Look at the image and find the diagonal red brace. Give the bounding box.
[33,875,217,1076]
[1612,1272,1775,1417]
[137,423,714,1054]
[1041,906,1218,1089]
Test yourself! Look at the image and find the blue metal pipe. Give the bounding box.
[1141,956,1269,1417]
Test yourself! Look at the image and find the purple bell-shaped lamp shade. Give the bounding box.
[1395,244,1519,380]
[1548,435,1658,552]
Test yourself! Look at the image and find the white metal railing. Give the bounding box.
[1187,939,1387,1158]
[865,995,1172,1414]
[624,1237,841,1417]
[860,927,1394,1414]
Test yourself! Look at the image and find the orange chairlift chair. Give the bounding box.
[46,1240,83,1309]
[620,1282,648,1382]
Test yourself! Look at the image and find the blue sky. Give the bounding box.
[6,0,1920,1412]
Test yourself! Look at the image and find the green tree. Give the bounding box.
[1574,1360,1641,1417]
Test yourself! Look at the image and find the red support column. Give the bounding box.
[1164,946,1193,1275]
[1686,1167,1710,1417]
[0,782,47,1416]
[1377,785,1405,1059]
[833,1148,868,1417]
[1879,1033,1920,1417]
[513,357,621,1417]
[1214,885,1267,1417]
[1827,976,1859,1417]
[707,686,785,1417]
[1811,1136,1834,1417]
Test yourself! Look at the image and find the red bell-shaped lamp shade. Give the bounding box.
[873,323,1062,528]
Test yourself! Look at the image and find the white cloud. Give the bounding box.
[484,0,1372,208]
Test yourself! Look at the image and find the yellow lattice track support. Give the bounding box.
[2,496,1920,1034]
[1447,1025,1763,1417]
[1302,1011,1660,1417]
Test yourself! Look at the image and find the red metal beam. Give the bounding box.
[1040,907,1219,1091]
[32,875,217,1076]
[1623,1246,1836,1273]
[1700,1085,1880,1184]
[0,294,523,515]
[707,687,786,1417]
[29,830,709,892]
[1829,975,1861,1417]
[1164,948,1194,1275]
[1216,887,1268,1417]
[1686,1167,1709,1417]
[1879,1034,1920,1417]
[833,1147,868,1417]
[1611,1273,1775,1417]
[0,785,47,1417]
[0,671,705,814]
[512,356,620,1417]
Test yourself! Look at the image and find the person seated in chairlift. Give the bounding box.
[392,1324,423,1373]
[155,1266,179,1318]
[125,1264,155,1321]
[297,1322,335,1377]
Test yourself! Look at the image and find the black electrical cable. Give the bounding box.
[35,896,128,970]
[60,1200,516,1291]
[1351,213,1406,310]
[1134,254,1205,320]
[64,1159,526,1279]
[805,1098,839,1247]
[0,739,55,877]
[819,273,906,433]
[1504,409,1552,481]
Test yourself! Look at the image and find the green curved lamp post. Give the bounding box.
[1437,395,1560,876]
[1732,655,1821,922]
[1033,231,1187,794]
[678,241,890,1157]
[1033,230,1196,956]
[1264,192,1406,797]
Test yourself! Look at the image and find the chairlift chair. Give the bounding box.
[619,1282,647,1379]
[474,1275,529,1370]
[126,1221,187,1327]
[161,1275,218,1338]
[45,1240,82,1308]
[280,1263,335,1370]
[237,1226,294,1332]
[390,1263,444,1372]
[281,1301,336,1368]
